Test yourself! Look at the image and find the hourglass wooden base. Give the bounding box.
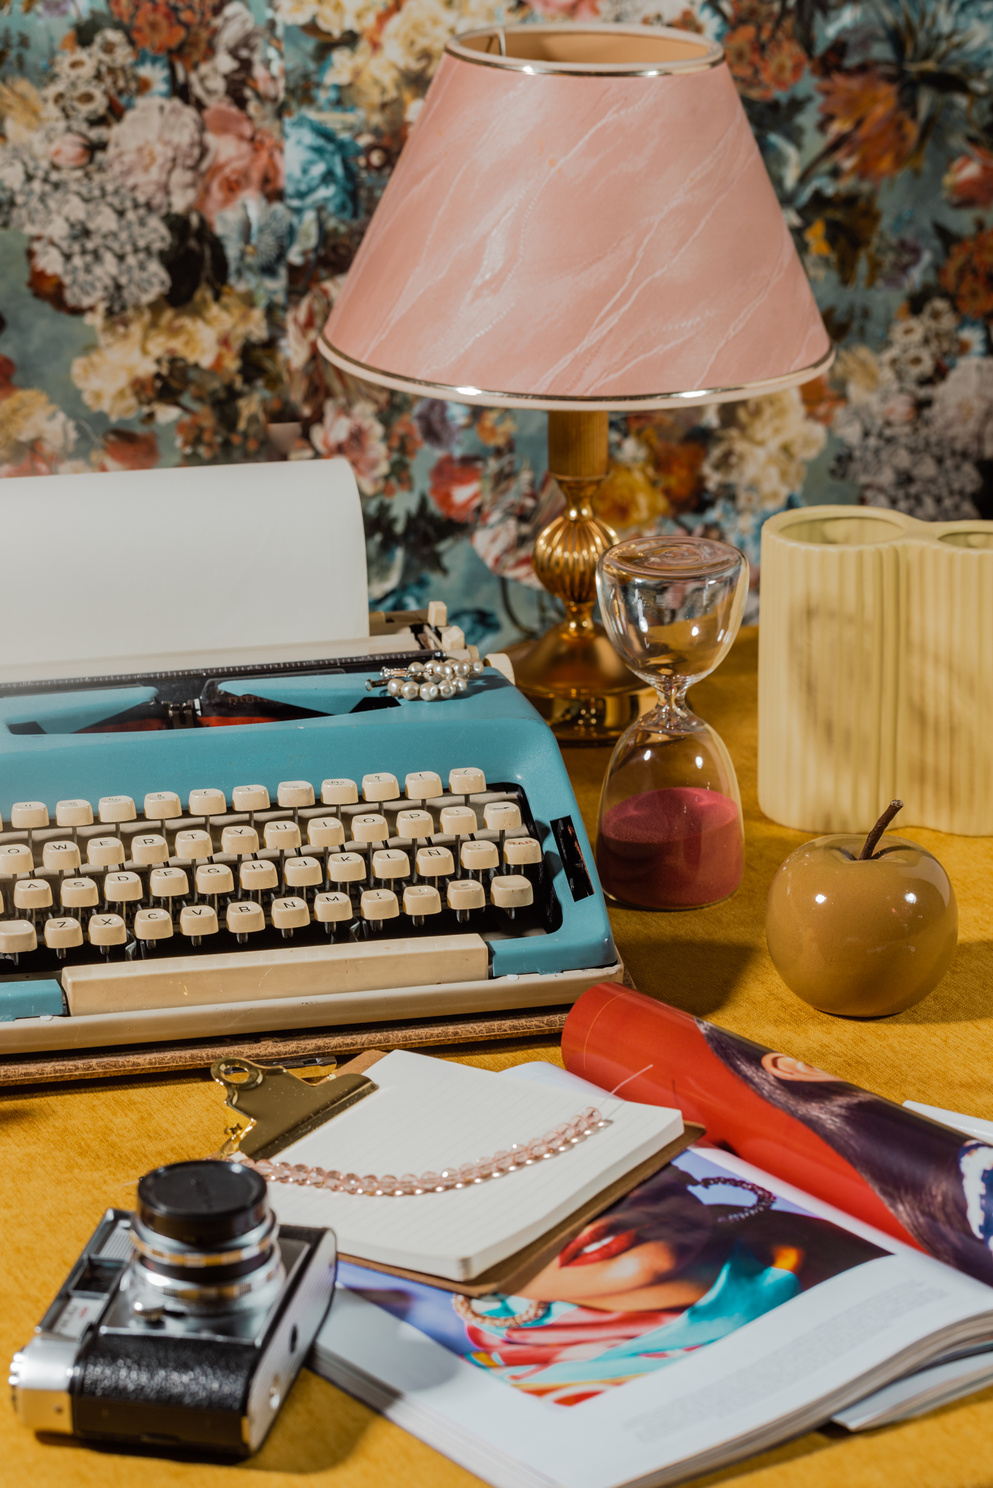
[508,409,649,743]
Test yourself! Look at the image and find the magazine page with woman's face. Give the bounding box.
[562,985,993,1289]
[319,1133,993,1488]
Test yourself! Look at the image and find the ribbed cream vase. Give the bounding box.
[758,508,993,835]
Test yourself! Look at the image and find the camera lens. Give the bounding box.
[131,1161,281,1305]
[138,1161,268,1246]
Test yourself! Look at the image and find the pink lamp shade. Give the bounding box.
[321,24,832,411]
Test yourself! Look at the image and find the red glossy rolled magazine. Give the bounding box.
[562,983,993,1286]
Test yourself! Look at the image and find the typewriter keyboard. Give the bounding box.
[0,768,558,1016]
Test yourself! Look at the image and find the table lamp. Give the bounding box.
[320,23,832,741]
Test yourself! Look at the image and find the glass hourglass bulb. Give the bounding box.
[594,537,749,910]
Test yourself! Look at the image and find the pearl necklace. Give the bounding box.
[229,1105,608,1197]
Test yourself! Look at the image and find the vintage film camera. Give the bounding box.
[10,1160,336,1456]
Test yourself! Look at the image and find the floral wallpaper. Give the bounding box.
[2,0,993,646]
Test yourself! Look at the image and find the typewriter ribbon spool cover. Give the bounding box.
[0,461,621,1070]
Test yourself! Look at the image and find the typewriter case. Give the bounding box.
[0,461,620,1080]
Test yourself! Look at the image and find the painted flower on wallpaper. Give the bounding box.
[945,147,993,209]
[109,0,220,66]
[190,2,274,106]
[310,396,390,492]
[720,0,807,102]
[703,390,827,512]
[199,100,284,225]
[940,227,993,320]
[104,97,205,215]
[817,68,917,184]
[428,453,484,522]
[832,298,990,521]
[0,356,79,476]
[71,286,268,419]
[215,196,294,302]
[284,114,359,218]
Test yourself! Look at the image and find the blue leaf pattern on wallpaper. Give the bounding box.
[1,0,992,638]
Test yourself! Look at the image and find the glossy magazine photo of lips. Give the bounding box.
[339,1148,886,1408]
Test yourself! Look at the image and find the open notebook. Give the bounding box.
[264,1050,683,1282]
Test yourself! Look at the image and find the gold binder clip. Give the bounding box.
[211,1056,378,1161]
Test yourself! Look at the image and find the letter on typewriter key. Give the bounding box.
[321,779,358,806]
[403,884,442,921]
[264,820,301,853]
[135,907,173,943]
[240,860,278,893]
[226,901,265,939]
[307,817,344,850]
[415,846,455,879]
[449,768,486,798]
[196,863,235,896]
[461,841,498,875]
[447,880,485,918]
[440,806,477,837]
[88,913,126,947]
[43,840,81,874]
[327,852,365,884]
[232,785,270,813]
[221,825,259,857]
[504,837,542,866]
[188,789,227,817]
[396,810,434,841]
[11,802,49,830]
[104,872,142,905]
[405,772,443,801]
[14,879,53,911]
[86,837,125,869]
[285,856,322,889]
[56,799,94,829]
[61,877,98,908]
[361,888,399,925]
[372,849,410,882]
[175,829,213,865]
[362,773,400,804]
[484,802,523,833]
[351,814,388,845]
[98,795,136,825]
[144,792,181,824]
[277,781,315,809]
[0,844,35,877]
[150,867,189,899]
[45,917,83,950]
[180,904,219,939]
[132,834,169,867]
[272,896,309,932]
[314,891,352,925]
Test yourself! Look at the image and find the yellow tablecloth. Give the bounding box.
[4,626,993,1488]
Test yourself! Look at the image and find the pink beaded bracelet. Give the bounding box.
[228,1105,608,1197]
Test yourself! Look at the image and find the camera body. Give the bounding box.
[10,1162,336,1456]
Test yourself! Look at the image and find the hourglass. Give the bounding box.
[594,536,748,910]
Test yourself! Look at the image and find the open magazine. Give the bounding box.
[311,988,993,1488]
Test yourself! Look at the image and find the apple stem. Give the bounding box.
[860,800,903,860]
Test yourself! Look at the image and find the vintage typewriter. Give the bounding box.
[0,461,620,1071]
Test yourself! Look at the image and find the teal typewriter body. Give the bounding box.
[0,664,620,1057]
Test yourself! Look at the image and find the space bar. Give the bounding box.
[63,935,490,1016]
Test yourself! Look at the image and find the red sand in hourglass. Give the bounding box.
[597,786,743,909]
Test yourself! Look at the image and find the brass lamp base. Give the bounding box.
[511,409,647,743]
[507,624,648,744]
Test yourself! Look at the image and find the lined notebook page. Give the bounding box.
[266,1051,682,1281]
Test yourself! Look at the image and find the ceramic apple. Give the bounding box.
[765,801,958,1017]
